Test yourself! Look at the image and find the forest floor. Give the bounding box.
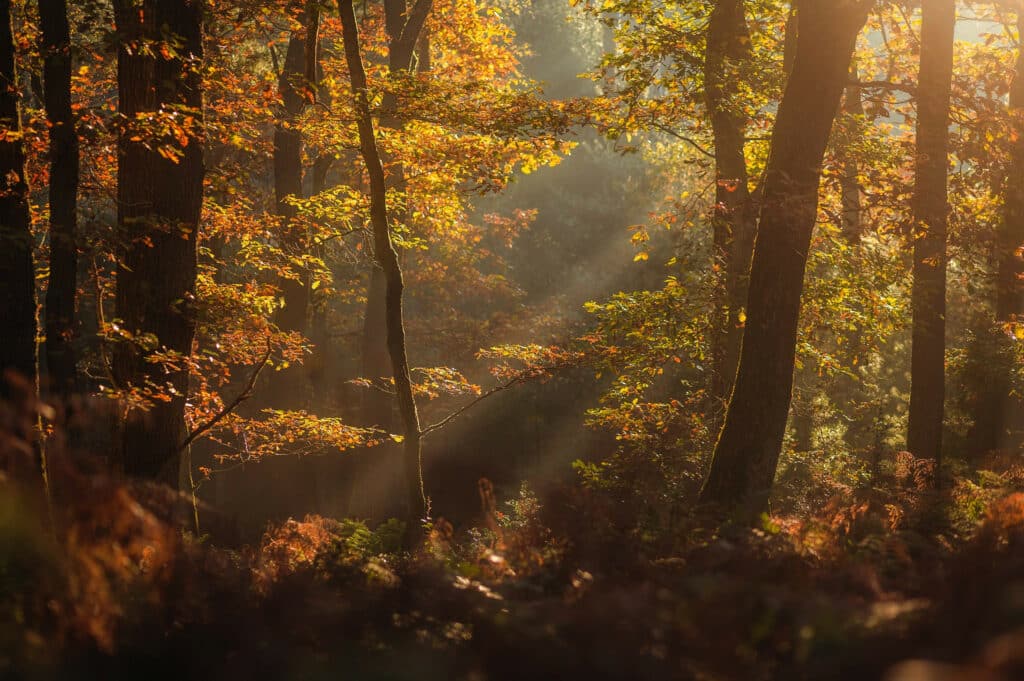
[4,424,1024,680]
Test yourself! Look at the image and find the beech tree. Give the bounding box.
[112,0,205,484]
[359,0,432,430]
[0,0,36,395]
[273,0,320,338]
[705,0,754,416]
[338,0,429,523]
[965,7,1024,455]
[40,0,79,401]
[699,0,872,519]
[907,0,956,465]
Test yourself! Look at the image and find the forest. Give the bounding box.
[4,0,1024,678]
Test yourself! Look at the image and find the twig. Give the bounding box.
[177,339,273,453]
[419,371,540,438]
[651,122,715,159]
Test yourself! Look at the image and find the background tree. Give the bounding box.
[699,0,872,520]
[0,0,36,395]
[705,0,754,419]
[907,0,956,466]
[112,0,205,485]
[40,0,80,401]
[338,0,428,525]
[273,0,319,340]
[968,7,1024,455]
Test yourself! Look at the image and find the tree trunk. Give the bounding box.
[838,61,868,451]
[0,0,37,396]
[840,65,864,244]
[358,0,430,430]
[698,0,870,520]
[40,0,79,402]
[273,2,319,337]
[906,0,955,466]
[705,0,753,418]
[969,10,1024,455]
[112,0,205,486]
[339,0,429,526]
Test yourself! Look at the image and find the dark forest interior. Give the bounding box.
[5,1,1024,679]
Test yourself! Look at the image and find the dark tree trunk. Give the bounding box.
[698,0,871,520]
[112,0,205,486]
[705,0,754,418]
[907,0,955,466]
[359,0,430,430]
[40,0,79,402]
[339,0,429,528]
[273,3,319,336]
[969,10,1024,455]
[0,0,36,395]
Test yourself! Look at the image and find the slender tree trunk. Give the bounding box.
[359,0,430,430]
[907,0,955,466]
[0,0,36,396]
[274,3,319,336]
[112,0,205,486]
[40,0,79,401]
[338,0,429,525]
[838,62,867,450]
[698,0,871,520]
[969,10,1024,454]
[840,66,864,244]
[705,0,753,417]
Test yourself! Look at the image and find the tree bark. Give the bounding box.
[906,0,955,466]
[40,0,79,402]
[112,0,205,486]
[273,2,319,336]
[698,0,871,520]
[705,0,754,418]
[840,64,864,244]
[359,0,430,430]
[338,0,428,525]
[0,0,37,395]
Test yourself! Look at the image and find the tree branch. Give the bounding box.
[178,339,273,454]
[419,374,530,438]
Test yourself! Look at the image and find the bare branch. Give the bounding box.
[178,339,273,454]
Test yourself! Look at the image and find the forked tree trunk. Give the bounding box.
[907,0,955,466]
[338,0,429,526]
[699,0,871,520]
[40,0,80,401]
[705,0,754,417]
[359,0,431,430]
[0,0,37,395]
[112,0,205,486]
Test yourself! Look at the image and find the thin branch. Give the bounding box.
[419,375,529,438]
[178,339,273,454]
[652,122,715,159]
[853,79,917,96]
